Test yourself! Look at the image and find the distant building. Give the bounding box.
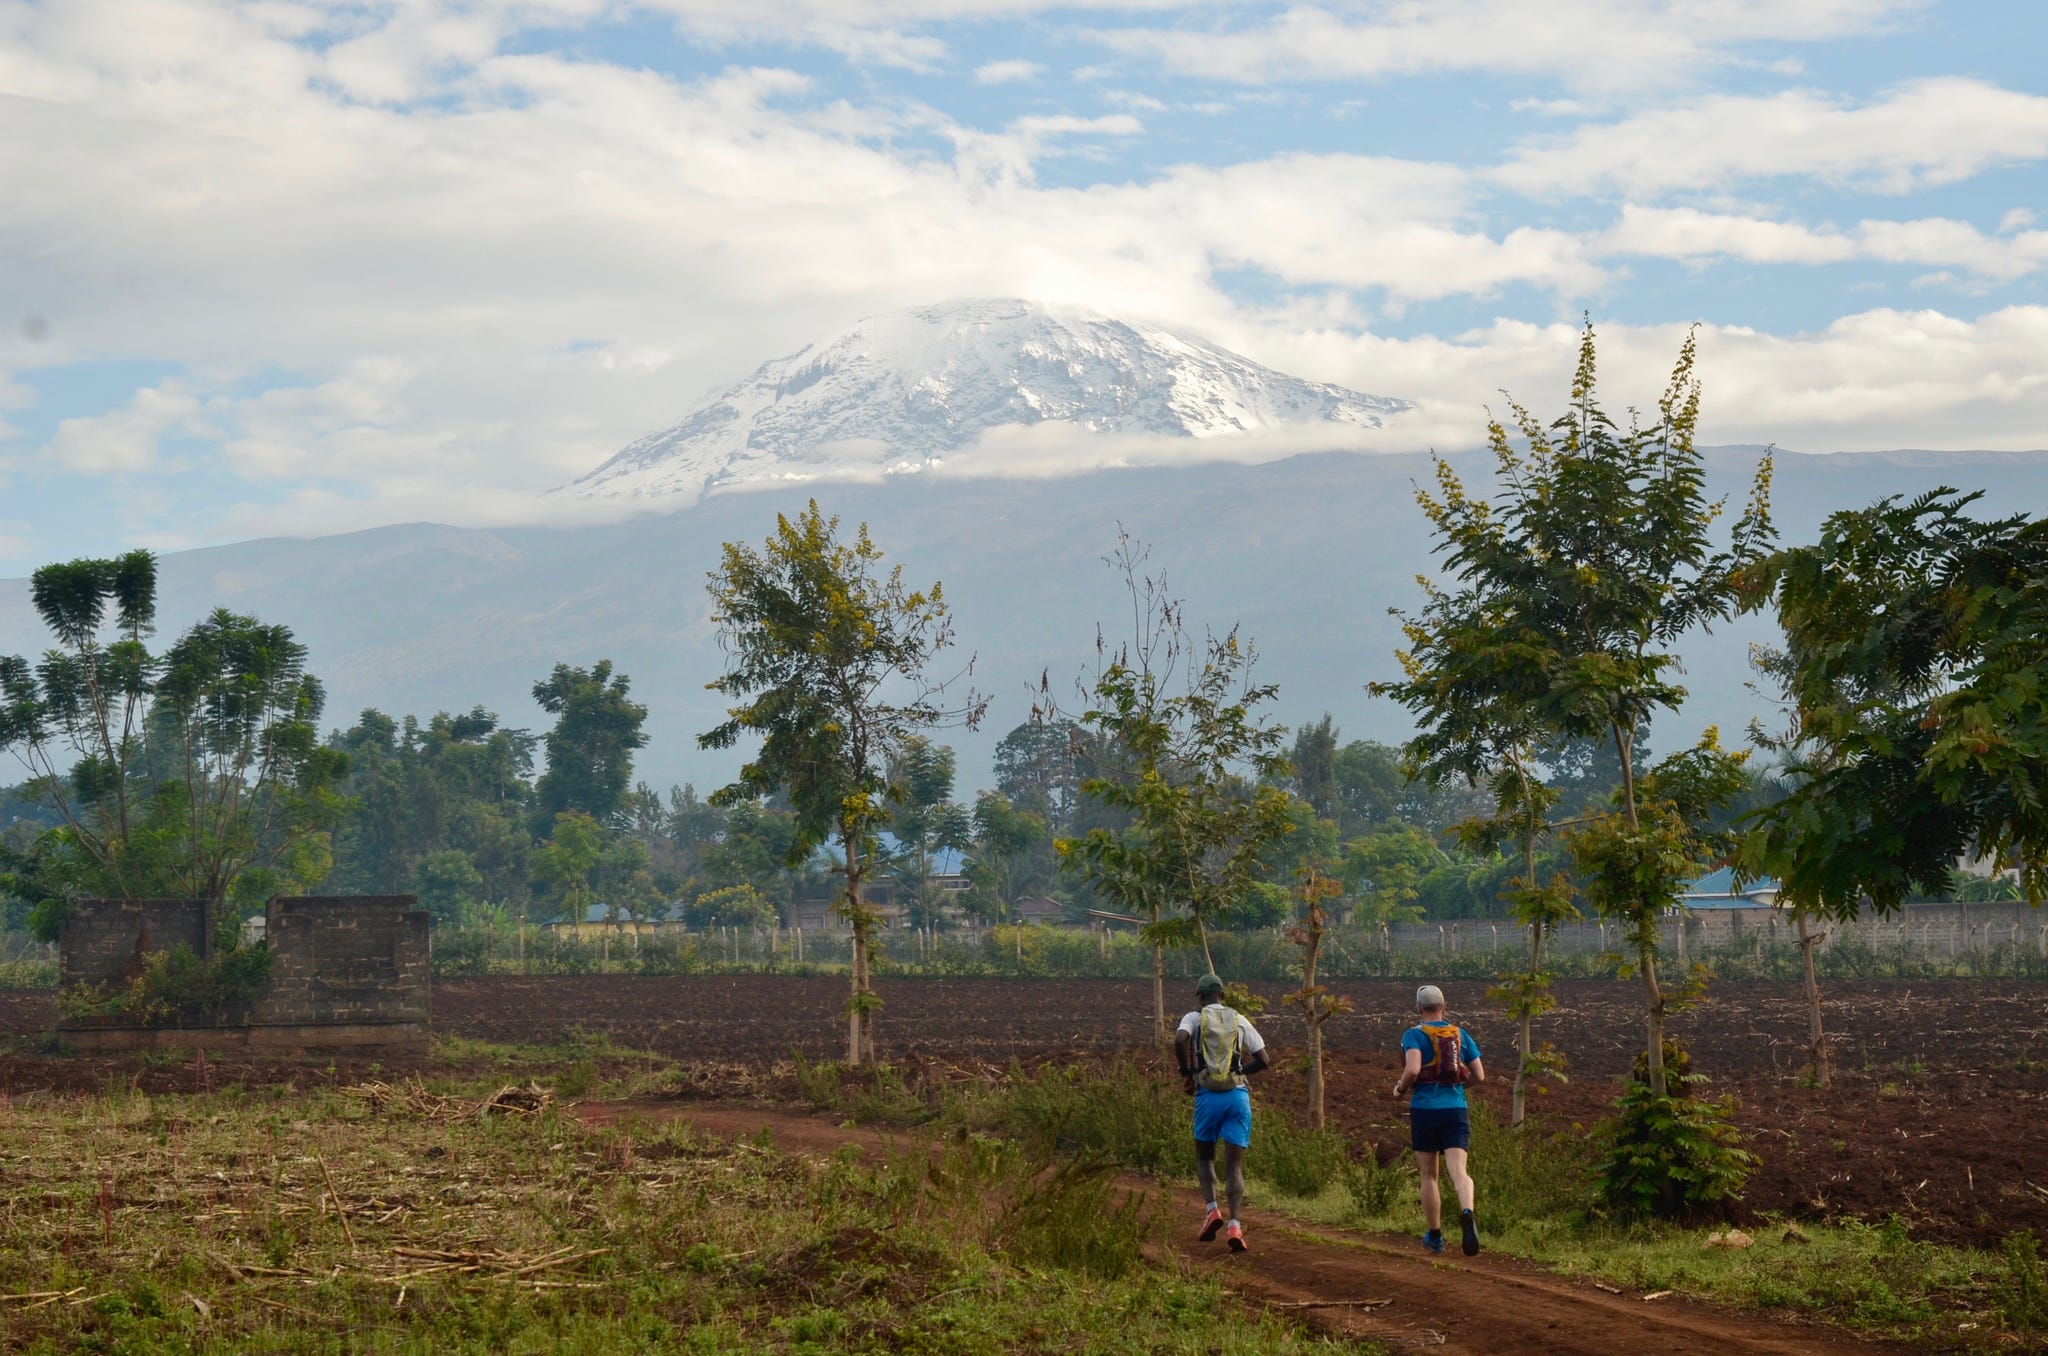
[1679,866,1780,910]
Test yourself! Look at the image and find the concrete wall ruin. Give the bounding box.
[57,895,430,1054]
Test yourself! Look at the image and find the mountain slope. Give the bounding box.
[570,299,1410,501]
[9,449,2046,792]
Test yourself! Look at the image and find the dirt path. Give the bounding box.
[575,1098,1915,1356]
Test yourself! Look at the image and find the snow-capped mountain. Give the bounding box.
[570,298,1410,500]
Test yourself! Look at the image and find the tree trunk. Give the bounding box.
[844,834,873,1067]
[1512,918,1543,1127]
[1302,925,1326,1129]
[1797,909,1830,1088]
[1615,728,1666,1097]
[1151,901,1167,1046]
[1640,940,1667,1096]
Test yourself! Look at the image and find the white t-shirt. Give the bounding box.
[1176,1003,1266,1056]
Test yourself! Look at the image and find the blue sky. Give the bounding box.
[2,0,2045,573]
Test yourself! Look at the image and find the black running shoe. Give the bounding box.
[1460,1209,1480,1256]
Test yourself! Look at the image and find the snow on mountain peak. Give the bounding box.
[570,298,1411,501]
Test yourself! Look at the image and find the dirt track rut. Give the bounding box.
[576,1098,1914,1356]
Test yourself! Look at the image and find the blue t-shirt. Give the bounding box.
[1402,1023,1482,1110]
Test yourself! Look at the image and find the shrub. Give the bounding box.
[59,943,272,1026]
[1594,1075,1754,1221]
[2003,1230,2048,1335]
[1251,1115,1349,1198]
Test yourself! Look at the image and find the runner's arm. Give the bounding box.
[1466,1057,1485,1083]
[1392,1047,1423,1097]
[1241,1046,1270,1076]
[1174,1029,1197,1092]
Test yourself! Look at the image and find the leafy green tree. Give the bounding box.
[1337,825,1438,927]
[415,848,486,929]
[1054,536,1296,1039]
[1747,489,2048,909]
[533,661,648,824]
[324,706,535,914]
[885,737,972,929]
[962,790,1055,922]
[1386,323,1772,1096]
[701,501,983,1065]
[699,797,812,920]
[1288,715,1339,821]
[0,552,346,938]
[532,810,607,926]
[992,719,1088,830]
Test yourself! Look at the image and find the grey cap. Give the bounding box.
[1197,973,1225,998]
[1415,984,1446,1011]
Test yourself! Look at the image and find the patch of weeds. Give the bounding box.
[1251,1114,1350,1198]
[553,1057,600,1099]
[790,1049,844,1113]
[1342,1155,1404,1220]
[999,1151,1152,1279]
[2001,1229,2048,1335]
[999,1059,1185,1175]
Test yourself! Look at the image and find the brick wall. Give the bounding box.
[57,894,430,1050]
[254,896,430,1026]
[58,898,210,991]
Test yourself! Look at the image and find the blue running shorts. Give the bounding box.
[1409,1106,1471,1153]
[1192,1086,1253,1147]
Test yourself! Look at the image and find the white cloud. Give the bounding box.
[1095,0,1927,92]
[41,381,205,474]
[1496,78,2048,197]
[974,58,1043,84]
[1604,205,2048,281]
[1,0,2041,553]
[1228,306,2048,455]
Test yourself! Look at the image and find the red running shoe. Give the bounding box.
[1198,1205,1225,1242]
[1225,1221,1247,1253]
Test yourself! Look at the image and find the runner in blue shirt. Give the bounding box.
[1391,983,1485,1256]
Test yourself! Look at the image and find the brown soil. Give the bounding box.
[577,1097,1920,1356]
[5,974,2045,1244]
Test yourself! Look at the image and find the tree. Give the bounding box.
[1336,825,1437,928]
[0,552,347,938]
[1288,715,1339,821]
[1747,490,2048,910]
[533,661,648,824]
[885,737,972,929]
[1054,536,1296,1040]
[701,501,983,1065]
[1283,867,1352,1128]
[1383,323,1772,1096]
[992,719,1087,830]
[962,791,1055,922]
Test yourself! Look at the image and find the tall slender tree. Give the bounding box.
[701,501,983,1065]
[1387,323,1772,1095]
[1053,535,1295,1040]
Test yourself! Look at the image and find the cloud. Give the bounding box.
[1227,306,2048,456]
[1604,205,2048,281]
[974,58,1043,84]
[1496,78,2048,197]
[41,381,205,474]
[1094,0,1928,92]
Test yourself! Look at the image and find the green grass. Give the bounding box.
[872,1063,2033,1349]
[0,1070,1363,1354]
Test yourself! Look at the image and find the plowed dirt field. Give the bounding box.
[4,975,2044,1245]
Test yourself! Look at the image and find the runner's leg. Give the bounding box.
[1416,1149,1442,1232]
[1443,1147,1476,1213]
[1221,1141,1246,1222]
[1194,1138,1218,1206]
